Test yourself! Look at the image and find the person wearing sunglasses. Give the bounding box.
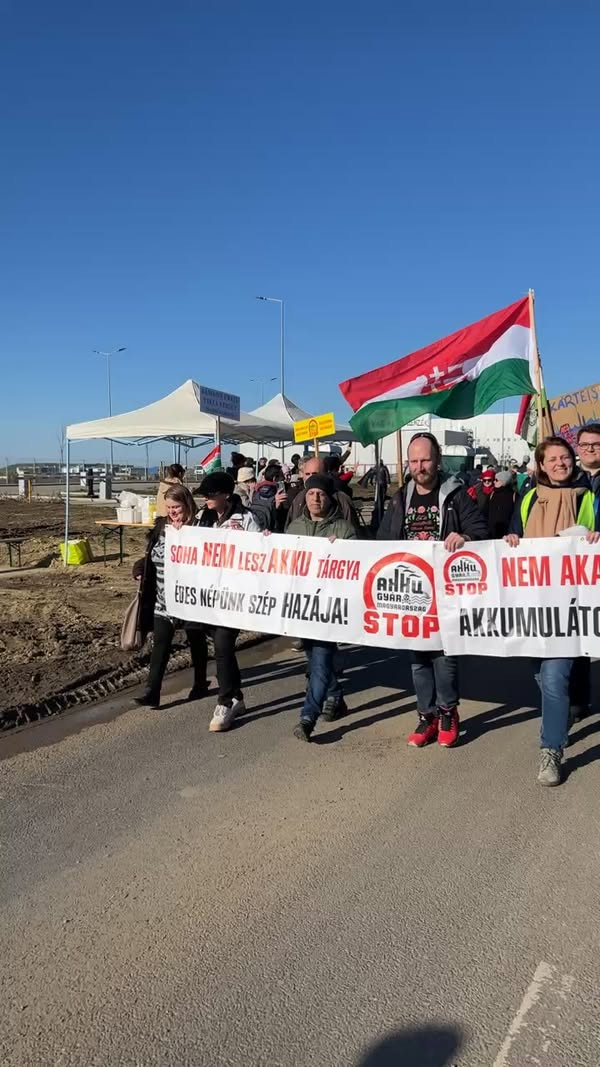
[487,470,517,539]
[467,467,496,521]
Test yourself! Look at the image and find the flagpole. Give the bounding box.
[528,289,543,432]
[528,288,554,440]
[396,429,404,486]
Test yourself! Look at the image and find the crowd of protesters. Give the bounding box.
[132,422,600,788]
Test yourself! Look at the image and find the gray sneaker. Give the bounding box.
[538,748,563,787]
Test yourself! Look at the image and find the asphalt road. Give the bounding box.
[2,640,600,1067]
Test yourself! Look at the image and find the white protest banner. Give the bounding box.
[164,526,442,650]
[435,537,600,657]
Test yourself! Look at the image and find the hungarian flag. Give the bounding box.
[515,390,554,447]
[339,296,536,446]
[199,444,222,473]
[515,394,537,446]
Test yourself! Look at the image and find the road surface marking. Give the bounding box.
[492,961,555,1067]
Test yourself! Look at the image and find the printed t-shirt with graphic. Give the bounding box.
[405,488,441,541]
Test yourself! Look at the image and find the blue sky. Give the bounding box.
[1,0,599,463]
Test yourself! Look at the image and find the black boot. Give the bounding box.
[187,683,210,702]
[134,690,160,709]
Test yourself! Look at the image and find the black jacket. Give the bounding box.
[133,517,167,639]
[376,475,489,542]
[249,482,287,532]
[487,486,516,539]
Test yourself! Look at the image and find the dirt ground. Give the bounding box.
[0,498,154,716]
[0,482,382,720]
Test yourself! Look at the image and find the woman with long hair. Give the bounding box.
[133,484,209,709]
[156,463,185,517]
[505,436,599,786]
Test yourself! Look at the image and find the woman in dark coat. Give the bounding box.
[133,484,209,709]
[487,470,516,538]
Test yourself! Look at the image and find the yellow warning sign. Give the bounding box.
[293,412,336,443]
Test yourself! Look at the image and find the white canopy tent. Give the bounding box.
[64,379,296,561]
[249,391,357,444]
[67,379,292,445]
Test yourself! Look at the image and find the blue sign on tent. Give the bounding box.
[197,385,240,422]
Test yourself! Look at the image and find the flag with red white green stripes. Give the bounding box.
[339,296,536,446]
[199,444,222,473]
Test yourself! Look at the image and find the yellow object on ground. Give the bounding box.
[59,538,93,565]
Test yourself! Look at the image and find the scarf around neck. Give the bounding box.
[524,482,585,538]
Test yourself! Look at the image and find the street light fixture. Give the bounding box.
[92,346,127,473]
[256,296,285,395]
[250,376,277,405]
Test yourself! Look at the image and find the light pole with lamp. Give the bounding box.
[256,296,285,395]
[92,346,127,473]
[251,376,277,405]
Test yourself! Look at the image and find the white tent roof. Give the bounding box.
[250,392,356,442]
[67,379,294,444]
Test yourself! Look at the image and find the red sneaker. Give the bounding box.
[437,707,460,747]
[407,716,439,747]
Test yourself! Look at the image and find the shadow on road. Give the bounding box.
[564,738,600,777]
[314,697,416,744]
[356,1024,462,1066]
[237,646,600,757]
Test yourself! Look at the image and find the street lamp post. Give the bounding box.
[256,296,285,395]
[250,376,277,404]
[92,346,126,473]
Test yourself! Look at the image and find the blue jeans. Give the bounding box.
[570,657,591,709]
[410,651,459,716]
[534,658,573,751]
[301,640,340,726]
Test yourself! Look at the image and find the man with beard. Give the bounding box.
[378,432,488,749]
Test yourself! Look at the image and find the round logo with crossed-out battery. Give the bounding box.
[363,552,436,617]
[443,550,488,594]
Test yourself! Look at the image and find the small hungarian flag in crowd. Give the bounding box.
[515,393,538,446]
[515,390,554,447]
[339,296,536,446]
[199,444,222,473]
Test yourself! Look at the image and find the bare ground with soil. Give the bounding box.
[0,483,381,721]
[0,499,162,716]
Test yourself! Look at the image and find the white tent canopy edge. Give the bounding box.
[249,391,358,444]
[64,378,296,564]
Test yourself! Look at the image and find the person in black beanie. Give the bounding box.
[286,474,356,741]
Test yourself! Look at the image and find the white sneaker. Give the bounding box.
[209,703,237,732]
[232,696,246,715]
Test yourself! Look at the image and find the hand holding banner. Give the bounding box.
[165,526,441,650]
[436,538,600,657]
[164,527,600,657]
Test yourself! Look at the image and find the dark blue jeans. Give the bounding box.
[409,651,459,716]
[534,658,572,750]
[570,657,591,709]
[301,640,341,726]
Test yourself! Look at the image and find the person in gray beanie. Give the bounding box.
[488,470,516,538]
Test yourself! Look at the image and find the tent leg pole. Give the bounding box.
[64,438,70,567]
